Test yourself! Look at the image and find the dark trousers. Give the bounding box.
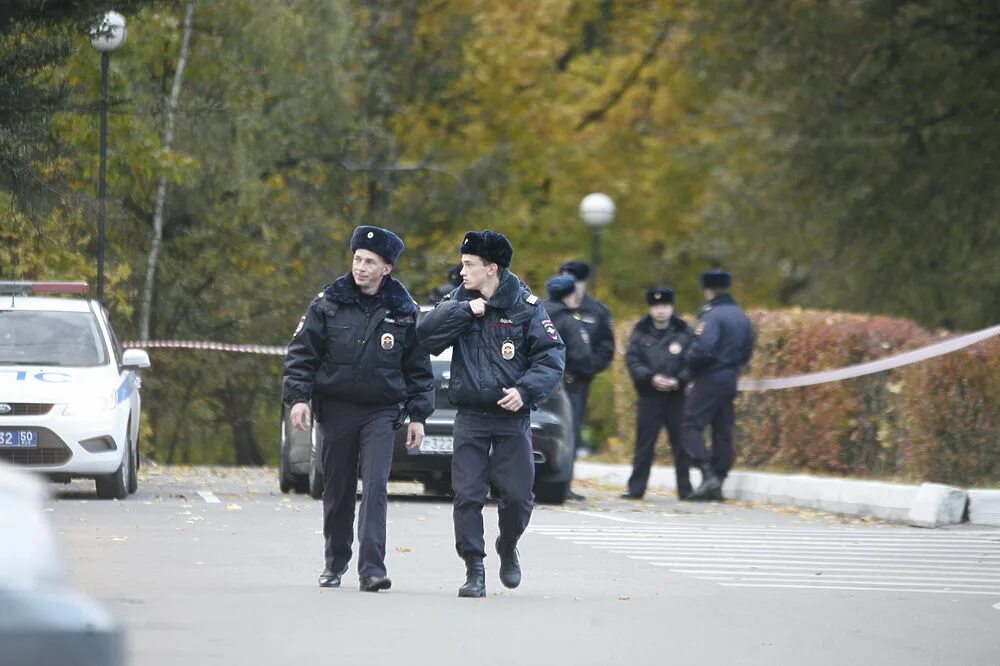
[452,412,534,560]
[564,379,591,454]
[627,392,690,497]
[316,398,396,578]
[681,371,738,480]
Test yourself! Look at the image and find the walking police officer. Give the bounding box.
[418,230,565,598]
[682,268,754,501]
[283,226,434,591]
[558,260,615,463]
[623,287,694,500]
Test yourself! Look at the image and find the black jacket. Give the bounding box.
[282,273,435,422]
[417,270,565,416]
[683,293,755,380]
[626,314,694,396]
[544,299,595,379]
[568,294,615,380]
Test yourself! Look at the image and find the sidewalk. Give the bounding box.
[573,461,1000,528]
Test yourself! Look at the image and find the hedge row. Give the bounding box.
[600,308,1000,486]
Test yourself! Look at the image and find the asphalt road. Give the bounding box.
[47,466,1000,666]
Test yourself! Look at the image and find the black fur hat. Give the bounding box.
[350,225,404,264]
[559,260,591,281]
[546,274,576,299]
[646,287,674,305]
[700,268,732,289]
[460,230,513,268]
[447,263,463,285]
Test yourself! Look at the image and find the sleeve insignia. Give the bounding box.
[541,319,560,341]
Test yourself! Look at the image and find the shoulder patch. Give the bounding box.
[525,294,539,305]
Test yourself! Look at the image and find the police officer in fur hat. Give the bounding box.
[283,225,435,591]
[558,260,615,466]
[428,263,463,305]
[418,230,565,598]
[623,287,694,500]
[681,268,755,501]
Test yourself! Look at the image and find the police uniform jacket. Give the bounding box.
[571,294,615,379]
[544,298,594,380]
[416,270,565,416]
[282,273,435,422]
[682,293,755,380]
[626,314,693,397]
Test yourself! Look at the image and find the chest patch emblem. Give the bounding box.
[669,341,683,355]
[381,333,395,350]
[501,339,516,360]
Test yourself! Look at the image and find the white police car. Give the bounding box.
[0,282,150,499]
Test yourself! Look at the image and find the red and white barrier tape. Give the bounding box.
[124,340,286,356]
[126,322,1000,392]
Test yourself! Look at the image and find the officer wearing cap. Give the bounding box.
[418,230,565,598]
[622,287,694,500]
[283,225,434,591]
[681,268,754,501]
[558,260,615,464]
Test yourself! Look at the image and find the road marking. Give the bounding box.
[993,602,1000,610]
[198,490,220,504]
[553,509,647,524]
[530,523,1000,597]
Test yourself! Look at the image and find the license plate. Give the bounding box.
[415,436,453,455]
[0,430,38,448]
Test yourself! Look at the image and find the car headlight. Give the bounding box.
[63,390,117,416]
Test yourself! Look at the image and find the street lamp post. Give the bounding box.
[578,193,616,289]
[90,11,127,303]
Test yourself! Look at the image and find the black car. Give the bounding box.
[278,346,575,504]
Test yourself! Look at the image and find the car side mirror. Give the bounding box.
[122,349,151,369]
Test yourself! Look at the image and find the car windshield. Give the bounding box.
[0,310,108,367]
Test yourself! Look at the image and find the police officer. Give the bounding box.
[427,263,463,305]
[681,268,755,501]
[559,260,615,462]
[418,230,565,598]
[623,287,693,500]
[543,273,594,501]
[283,225,434,591]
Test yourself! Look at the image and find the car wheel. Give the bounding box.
[278,418,293,494]
[127,421,139,495]
[96,439,129,500]
[422,478,453,497]
[308,430,324,500]
[534,478,569,505]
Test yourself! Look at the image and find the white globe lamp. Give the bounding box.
[90,11,128,53]
[579,192,616,229]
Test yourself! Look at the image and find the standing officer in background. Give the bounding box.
[623,287,693,500]
[543,273,594,501]
[283,226,434,592]
[681,268,754,501]
[558,260,615,467]
[427,262,463,305]
[418,230,565,598]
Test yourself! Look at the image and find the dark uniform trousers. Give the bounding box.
[564,379,590,454]
[317,398,397,578]
[452,412,534,560]
[628,392,690,497]
[681,371,738,480]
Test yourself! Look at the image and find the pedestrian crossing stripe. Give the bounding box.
[528,523,1000,597]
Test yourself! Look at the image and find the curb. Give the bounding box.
[574,461,995,528]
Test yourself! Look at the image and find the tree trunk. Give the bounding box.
[140,0,196,340]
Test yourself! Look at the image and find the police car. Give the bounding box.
[0,282,150,499]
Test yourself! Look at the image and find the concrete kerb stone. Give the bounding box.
[907,483,968,528]
[573,461,985,526]
[968,489,1000,527]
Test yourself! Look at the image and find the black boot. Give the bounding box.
[458,556,486,598]
[688,463,722,501]
[318,564,348,588]
[495,537,521,589]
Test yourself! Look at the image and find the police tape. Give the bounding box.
[123,340,286,356]
[125,323,1000,392]
[737,323,1000,392]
